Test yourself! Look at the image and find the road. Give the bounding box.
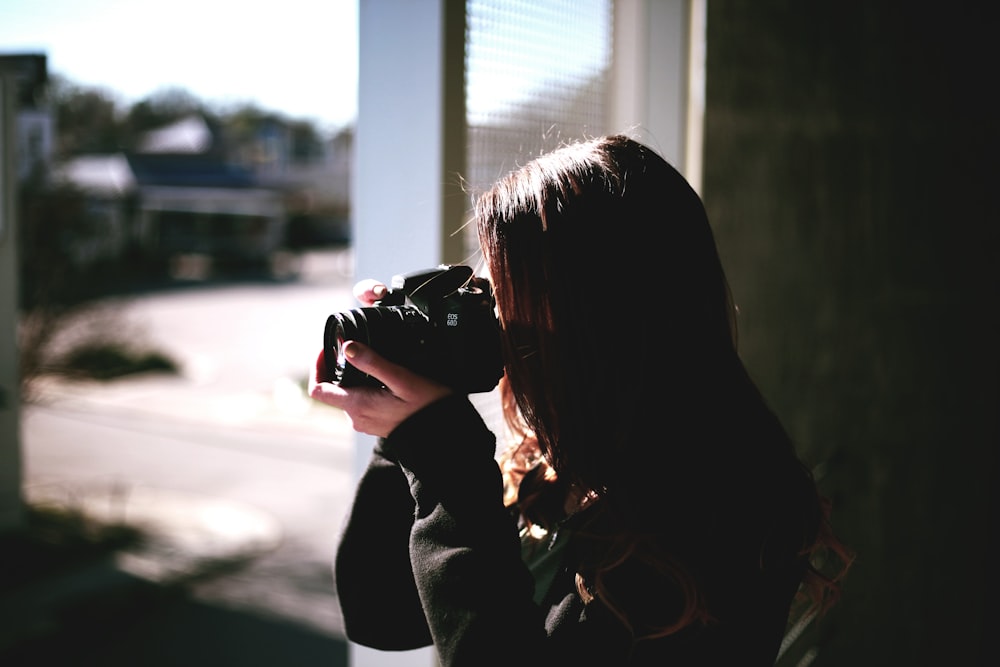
[18,249,362,664]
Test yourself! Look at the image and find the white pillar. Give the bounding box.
[610,0,706,193]
[350,1,465,665]
[0,73,24,532]
[354,0,467,283]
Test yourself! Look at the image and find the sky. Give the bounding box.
[0,0,359,133]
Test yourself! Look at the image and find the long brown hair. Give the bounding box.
[476,135,851,639]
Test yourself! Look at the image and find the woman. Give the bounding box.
[310,135,851,665]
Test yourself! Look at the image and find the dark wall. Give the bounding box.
[701,2,997,665]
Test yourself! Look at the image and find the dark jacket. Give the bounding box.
[334,395,805,666]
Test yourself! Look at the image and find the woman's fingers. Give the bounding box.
[341,342,451,405]
[352,279,388,306]
[308,342,452,438]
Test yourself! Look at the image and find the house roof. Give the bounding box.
[53,151,261,195]
[52,154,135,196]
[123,114,258,188]
[137,114,213,153]
[125,153,257,188]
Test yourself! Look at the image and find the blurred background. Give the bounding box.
[1,1,996,666]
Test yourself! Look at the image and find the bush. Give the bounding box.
[54,343,178,381]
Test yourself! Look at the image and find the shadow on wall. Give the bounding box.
[702,2,997,666]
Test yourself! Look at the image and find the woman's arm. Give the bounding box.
[381,395,548,666]
[313,339,548,663]
[333,442,433,650]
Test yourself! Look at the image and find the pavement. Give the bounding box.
[2,250,358,666]
[4,402,350,666]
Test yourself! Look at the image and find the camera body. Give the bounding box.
[324,265,504,393]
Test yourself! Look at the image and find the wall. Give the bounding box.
[701,2,997,665]
[0,75,24,532]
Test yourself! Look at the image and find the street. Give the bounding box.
[18,249,361,662]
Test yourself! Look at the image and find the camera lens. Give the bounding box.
[324,306,430,388]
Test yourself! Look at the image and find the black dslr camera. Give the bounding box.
[323,265,504,393]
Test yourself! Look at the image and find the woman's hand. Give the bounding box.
[308,279,453,437]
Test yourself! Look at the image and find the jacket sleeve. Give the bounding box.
[333,441,433,650]
[380,394,549,666]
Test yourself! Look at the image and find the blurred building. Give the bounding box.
[254,123,353,250]
[50,113,352,269]
[0,53,55,182]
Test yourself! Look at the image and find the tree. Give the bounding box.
[122,86,213,140]
[48,75,124,156]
